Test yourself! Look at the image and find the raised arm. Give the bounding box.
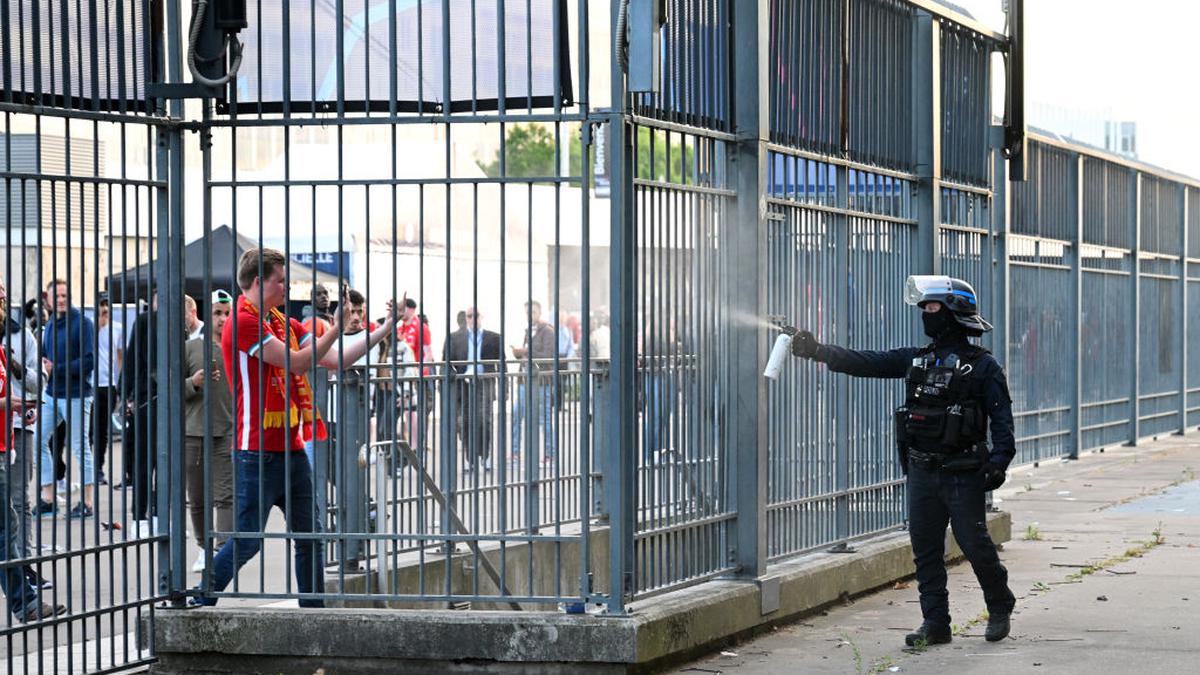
[318,300,398,369]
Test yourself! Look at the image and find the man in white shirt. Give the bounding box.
[323,289,375,569]
[91,297,124,485]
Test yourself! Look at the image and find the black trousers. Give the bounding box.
[906,461,1014,627]
[454,380,495,462]
[90,386,116,478]
[130,400,157,520]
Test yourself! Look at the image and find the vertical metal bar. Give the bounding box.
[160,0,187,607]
[607,0,635,615]
[1131,171,1142,445]
[833,164,849,544]
[1180,184,1189,434]
[729,0,768,578]
[1070,152,1083,459]
[913,13,940,275]
[990,126,1010,372]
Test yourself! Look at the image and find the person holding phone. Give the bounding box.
[182,290,235,573]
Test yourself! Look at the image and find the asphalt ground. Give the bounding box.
[674,435,1200,675]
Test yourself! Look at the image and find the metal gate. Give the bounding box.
[6,1,1200,672]
[1,0,170,672]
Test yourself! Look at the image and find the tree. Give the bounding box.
[481,123,698,188]
[479,123,557,179]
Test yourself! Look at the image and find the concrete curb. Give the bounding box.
[149,511,1009,674]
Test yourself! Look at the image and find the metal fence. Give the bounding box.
[0,0,167,671]
[1008,136,1200,465]
[1,0,1199,672]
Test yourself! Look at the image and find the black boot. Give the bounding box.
[905,622,952,647]
[985,611,1011,641]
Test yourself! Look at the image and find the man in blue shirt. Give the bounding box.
[446,307,501,471]
[35,280,96,519]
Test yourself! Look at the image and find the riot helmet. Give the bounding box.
[904,275,992,336]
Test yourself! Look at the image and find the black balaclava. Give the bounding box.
[922,309,966,343]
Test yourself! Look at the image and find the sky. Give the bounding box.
[952,0,1200,178]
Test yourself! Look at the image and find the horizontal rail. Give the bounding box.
[1081,398,1131,409]
[630,114,740,143]
[201,112,596,128]
[1014,406,1071,419]
[765,197,918,226]
[1080,418,1131,433]
[764,141,918,181]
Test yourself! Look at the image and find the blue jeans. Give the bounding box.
[38,396,94,487]
[642,374,675,460]
[196,450,325,607]
[510,378,555,459]
[906,462,1014,627]
[0,453,38,618]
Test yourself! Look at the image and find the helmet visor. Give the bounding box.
[904,275,954,306]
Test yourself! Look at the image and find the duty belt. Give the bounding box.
[908,448,979,472]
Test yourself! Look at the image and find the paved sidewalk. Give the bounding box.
[674,436,1200,674]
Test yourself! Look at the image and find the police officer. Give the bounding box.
[791,275,1016,645]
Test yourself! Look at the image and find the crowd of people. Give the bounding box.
[0,248,618,613]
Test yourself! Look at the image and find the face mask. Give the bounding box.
[922,309,959,341]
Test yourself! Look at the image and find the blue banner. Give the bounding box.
[291,252,353,286]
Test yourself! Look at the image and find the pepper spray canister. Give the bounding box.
[764,317,799,380]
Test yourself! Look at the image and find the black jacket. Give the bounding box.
[444,328,502,374]
[814,336,1016,470]
[121,310,158,401]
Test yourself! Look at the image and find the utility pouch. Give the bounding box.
[941,443,988,472]
[894,407,910,475]
[960,405,985,442]
[905,404,946,446]
[942,405,964,448]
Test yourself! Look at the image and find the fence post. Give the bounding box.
[606,0,635,614]
[1130,172,1142,445]
[158,0,188,607]
[1069,153,1083,459]
[1179,185,1188,435]
[832,162,850,545]
[914,12,941,276]
[990,127,1011,372]
[727,0,769,579]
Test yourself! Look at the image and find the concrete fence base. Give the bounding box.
[148,511,1010,674]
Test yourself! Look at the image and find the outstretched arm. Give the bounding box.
[814,343,919,379]
[318,300,398,369]
[792,330,918,379]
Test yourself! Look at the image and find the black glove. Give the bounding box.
[980,463,1007,491]
[791,330,819,359]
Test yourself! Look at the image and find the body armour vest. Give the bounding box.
[894,345,989,457]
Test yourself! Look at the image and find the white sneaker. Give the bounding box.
[132,518,159,538]
[191,553,206,573]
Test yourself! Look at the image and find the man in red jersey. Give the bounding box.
[192,248,396,607]
[397,297,433,451]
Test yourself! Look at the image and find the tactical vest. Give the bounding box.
[894,345,990,470]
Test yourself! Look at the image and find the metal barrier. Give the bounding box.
[1008,136,1200,465]
[1,1,169,671]
[2,1,1199,672]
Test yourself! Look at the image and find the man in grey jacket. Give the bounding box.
[181,291,235,573]
[510,301,558,465]
[0,281,48,587]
